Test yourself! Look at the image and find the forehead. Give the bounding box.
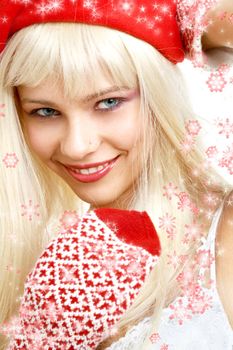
[17,76,130,104]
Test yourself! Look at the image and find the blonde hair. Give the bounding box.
[0,23,228,349]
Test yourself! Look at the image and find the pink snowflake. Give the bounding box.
[203,192,221,208]
[185,120,202,136]
[159,213,176,233]
[2,152,19,168]
[217,63,230,74]
[118,0,134,14]
[149,332,160,343]
[21,199,40,221]
[0,103,5,117]
[0,316,21,338]
[206,71,227,92]
[218,144,233,175]
[83,0,95,9]
[160,345,169,350]
[176,192,192,212]
[1,15,8,23]
[188,292,213,315]
[195,249,214,269]
[169,299,192,325]
[182,222,203,244]
[167,251,187,269]
[205,145,218,159]
[216,118,233,139]
[163,182,178,200]
[35,2,49,15]
[166,229,176,240]
[60,210,80,229]
[176,269,200,296]
[47,0,64,12]
[180,135,195,154]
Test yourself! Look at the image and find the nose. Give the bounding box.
[60,118,100,160]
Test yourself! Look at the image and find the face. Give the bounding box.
[17,78,143,209]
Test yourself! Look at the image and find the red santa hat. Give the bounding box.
[0,0,185,63]
[4,208,160,349]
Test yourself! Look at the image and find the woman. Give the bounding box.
[0,0,232,349]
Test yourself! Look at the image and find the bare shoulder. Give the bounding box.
[216,190,233,251]
[202,0,233,50]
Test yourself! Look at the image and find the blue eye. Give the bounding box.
[30,108,59,118]
[96,98,123,111]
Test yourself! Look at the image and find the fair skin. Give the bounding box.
[215,195,233,328]
[202,0,233,329]
[17,78,142,209]
[202,0,233,50]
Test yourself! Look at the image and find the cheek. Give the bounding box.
[23,122,57,161]
[106,106,141,150]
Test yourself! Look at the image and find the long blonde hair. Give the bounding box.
[0,23,228,349]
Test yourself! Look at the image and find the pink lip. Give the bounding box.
[64,156,119,183]
[64,156,118,170]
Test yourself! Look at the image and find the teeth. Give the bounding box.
[79,169,89,175]
[70,163,109,175]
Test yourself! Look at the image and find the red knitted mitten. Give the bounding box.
[6,208,160,349]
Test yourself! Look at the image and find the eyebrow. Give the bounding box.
[20,85,130,105]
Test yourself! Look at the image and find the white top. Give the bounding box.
[107,205,233,349]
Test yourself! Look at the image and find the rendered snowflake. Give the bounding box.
[176,192,192,211]
[167,251,187,269]
[205,145,218,158]
[169,298,192,325]
[218,144,233,175]
[21,199,40,221]
[203,192,221,207]
[160,344,169,350]
[149,332,160,343]
[188,291,213,315]
[0,316,21,338]
[1,16,8,24]
[59,210,80,229]
[185,120,201,136]
[176,268,197,291]
[2,153,19,168]
[216,118,233,139]
[160,4,170,14]
[206,71,227,92]
[159,213,176,233]
[83,0,95,9]
[47,0,64,12]
[182,222,203,244]
[217,63,230,74]
[180,135,195,154]
[36,2,49,15]
[118,0,134,14]
[195,249,214,269]
[163,182,178,200]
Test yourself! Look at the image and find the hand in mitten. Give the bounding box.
[6,208,160,350]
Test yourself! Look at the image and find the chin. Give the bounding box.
[74,185,133,209]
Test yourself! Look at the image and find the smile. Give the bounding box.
[64,156,119,183]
